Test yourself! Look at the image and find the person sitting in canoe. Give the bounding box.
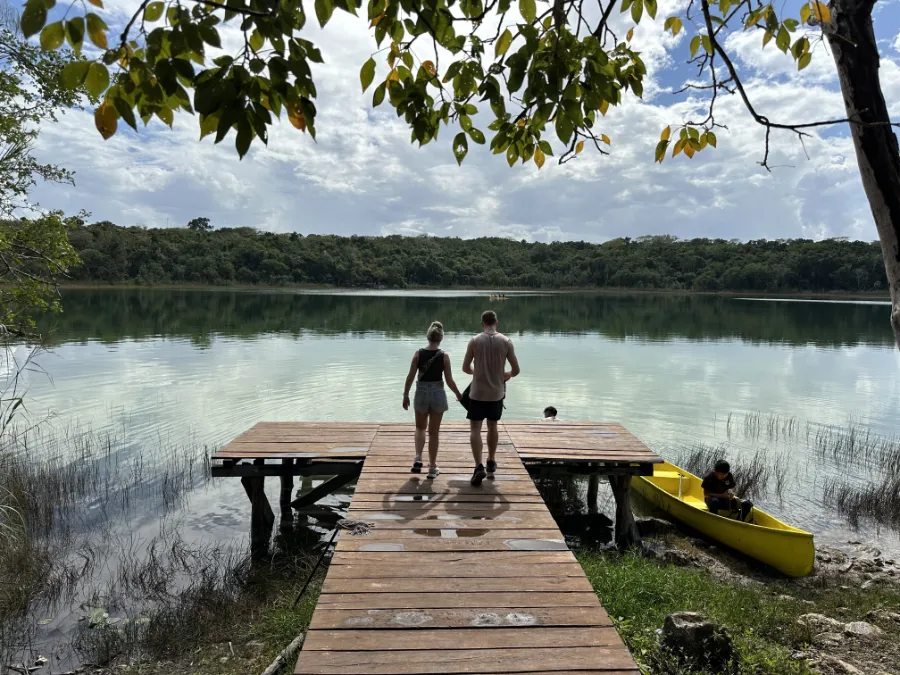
[702,460,754,522]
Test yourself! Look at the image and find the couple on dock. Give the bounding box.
[402,310,521,486]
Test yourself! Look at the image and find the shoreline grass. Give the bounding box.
[578,548,900,675]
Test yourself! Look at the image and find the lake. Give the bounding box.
[14,288,900,556]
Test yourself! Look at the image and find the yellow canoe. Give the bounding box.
[634,461,815,577]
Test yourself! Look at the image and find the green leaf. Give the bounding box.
[113,96,138,130]
[645,0,657,19]
[506,143,518,167]
[654,139,668,163]
[315,0,334,27]
[707,131,717,148]
[249,30,264,52]
[84,63,110,98]
[798,52,812,71]
[689,35,701,58]
[701,34,711,54]
[65,17,85,53]
[40,21,65,50]
[60,61,90,89]
[236,120,253,159]
[460,115,473,132]
[519,0,536,23]
[200,25,221,48]
[373,81,386,106]
[775,26,790,53]
[86,13,108,49]
[631,0,643,24]
[468,128,485,144]
[144,1,164,22]
[20,0,47,38]
[555,112,573,145]
[199,112,221,139]
[453,132,468,165]
[621,0,634,13]
[360,57,376,92]
[538,140,553,156]
[496,29,512,57]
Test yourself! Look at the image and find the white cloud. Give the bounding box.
[27,3,895,243]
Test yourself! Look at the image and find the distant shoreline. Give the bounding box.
[57,282,891,301]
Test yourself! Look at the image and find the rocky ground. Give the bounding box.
[636,517,900,675]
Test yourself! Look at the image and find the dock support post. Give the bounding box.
[290,467,361,509]
[242,459,275,558]
[280,459,295,512]
[587,475,600,514]
[608,475,641,549]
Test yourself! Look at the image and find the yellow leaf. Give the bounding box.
[599,99,609,116]
[601,134,611,145]
[672,139,684,157]
[87,0,103,6]
[576,140,584,154]
[812,1,831,23]
[670,17,682,36]
[517,118,526,128]
[423,60,436,77]
[287,101,306,131]
[94,101,117,140]
[370,12,384,27]
[800,4,811,24]
[534,146,545,168]
[626,28,634,41]
[684,142,695,158]
[387,68,400,82]
[660,125,671,141]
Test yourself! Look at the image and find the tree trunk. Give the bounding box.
[828,0,900,348]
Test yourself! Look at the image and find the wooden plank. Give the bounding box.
[295,646,638,674]
[328,551,577,564]
[346,503,550,512]
[223,442,372,453]
[326,563,585,579]
[303,627,623,651]
[338,528,564,539]
[321,576,594,594]
[315,592,601,610]
[335,538,568,552]
[310,605,610,630]
[336,518,560,531]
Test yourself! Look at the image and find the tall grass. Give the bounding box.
[823,474,900,530]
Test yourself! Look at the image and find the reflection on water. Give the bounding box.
[13,289,900,552]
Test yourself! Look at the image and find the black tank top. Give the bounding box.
[417,349,444,382]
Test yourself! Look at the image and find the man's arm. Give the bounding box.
[462,339,475,375]
[505,341,520,381]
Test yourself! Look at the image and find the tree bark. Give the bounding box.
[828,0,900,348]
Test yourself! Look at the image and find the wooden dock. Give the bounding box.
[211,421,662,674]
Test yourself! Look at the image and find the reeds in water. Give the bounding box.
[823,474,900,530]
[674,442,789,500]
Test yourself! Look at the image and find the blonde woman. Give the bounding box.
[402,321,463,479]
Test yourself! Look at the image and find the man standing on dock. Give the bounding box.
[462,310,520,486]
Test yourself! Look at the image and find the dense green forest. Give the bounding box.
[65,222,888,293]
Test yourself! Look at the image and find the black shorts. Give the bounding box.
[467,399,504,421]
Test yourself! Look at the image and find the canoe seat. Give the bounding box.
[682,496,709,511]
[651,470,692,494]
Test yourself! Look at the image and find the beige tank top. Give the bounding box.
[469,330,512,402]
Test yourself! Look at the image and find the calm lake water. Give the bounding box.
[15,289,900,555]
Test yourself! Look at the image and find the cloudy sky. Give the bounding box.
[26,0,900,242]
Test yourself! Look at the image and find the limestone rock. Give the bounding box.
[661,611,733,671]
[797,613,844,631]
[818,655,864,675]
[636,517,675,537]
[812,631,845,647]
[844,620,884,637]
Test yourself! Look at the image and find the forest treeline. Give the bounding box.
[65,222,888,293]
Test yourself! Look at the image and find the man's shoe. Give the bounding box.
[470,464,487,486]
[486,459,497,480]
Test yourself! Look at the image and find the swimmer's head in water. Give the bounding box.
[543,406,557,418]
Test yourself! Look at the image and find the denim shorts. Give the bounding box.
[414,381,449,414]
